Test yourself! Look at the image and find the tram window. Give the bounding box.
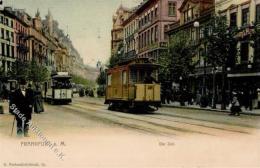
[130,70,137,84]
[139,70,146,83]
[107,74,112,86]
[122,71,127,85]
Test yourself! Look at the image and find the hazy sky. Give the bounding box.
[5,0,142,67]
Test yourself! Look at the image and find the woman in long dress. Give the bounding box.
[34,85,44,113]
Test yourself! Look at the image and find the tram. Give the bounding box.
[44,72,72,104]
[105,59,161,111]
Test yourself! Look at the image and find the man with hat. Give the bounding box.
[10,78,34,137]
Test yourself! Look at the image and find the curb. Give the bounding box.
[162,105,260,116]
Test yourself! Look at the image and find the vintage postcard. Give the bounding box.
[0,0,260,167]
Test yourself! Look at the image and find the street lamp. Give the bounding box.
[212,67,217,109]
[227,67,232,105]
[179,76,185,106]
[194,21,200,28]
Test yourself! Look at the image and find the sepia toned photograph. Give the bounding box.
[0,0,260,167]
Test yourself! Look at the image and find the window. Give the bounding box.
[11,32,14,42]
[254,38,260,62]
[122,71,127,85]
[1,28,4,39]
[6,45,10,57]
[5,18,8,26]
[242,8,249,26]
[168,2,176,16]
[6,30,9,40]
[11,46,14,58]
[256,5,260,23]
[10,20,13,28]
[241,42,249,63]
[1,43,5,56]
[107,74,112,86]
[130,70,137,84]
[155,25,158,42]
[155,7,158,17]
[230,12,237,27]
[199,27,205,39]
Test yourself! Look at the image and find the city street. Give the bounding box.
[1,97,260,167]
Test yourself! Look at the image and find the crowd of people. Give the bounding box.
[160,86,258,116]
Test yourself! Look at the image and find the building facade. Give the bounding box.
[166,0,215,95]
[136,0,183,60]
[0,9,15,73]
[111,5,132,55]
[13,9,30,62]
[216,0,260,108]
[122,12,139,61]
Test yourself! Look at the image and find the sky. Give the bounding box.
[4,0,142,67]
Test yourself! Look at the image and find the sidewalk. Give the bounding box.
[162,102,260,116]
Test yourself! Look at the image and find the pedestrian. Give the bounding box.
[165,88,172,104]
[34,84,44,113]
[10,79,34,137]
[229,95,241,116]
[2,84,9,102]
[196,91,201,105]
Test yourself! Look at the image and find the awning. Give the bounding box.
[228,72,260,78]
[52,75,72,79]
[129,63,160,70]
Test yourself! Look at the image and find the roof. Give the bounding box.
[135,0,157,14]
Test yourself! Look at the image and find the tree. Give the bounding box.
[204,15,238,110]
[28,60,50,84]
[107,42,124,68]
[159,31,195,84]
[8,60,30,81]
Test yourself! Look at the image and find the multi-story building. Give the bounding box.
[0,9,15,73]
[136,0,182,60]
[12,9,30,62]
[216,0,260,108]
[166,0,215,95]
[111,5,132,55]
[122,11,139,61]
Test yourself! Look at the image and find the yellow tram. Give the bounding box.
[105,59,161,111]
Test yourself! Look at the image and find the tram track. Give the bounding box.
[49,104,177,136]
[73,99,256,135]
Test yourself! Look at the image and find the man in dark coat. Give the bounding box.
[10,80,34,137]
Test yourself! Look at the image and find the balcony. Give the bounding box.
[139,43,159,53]
[123,50,137,61]
[17,45,29,53]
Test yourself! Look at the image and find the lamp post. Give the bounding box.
[179,76,185,106]
[212,67,217,109]
[227,67,231,105]
[0,60,3,114]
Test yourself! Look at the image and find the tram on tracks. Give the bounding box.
[44,72,72,104]
[105,58,161,112]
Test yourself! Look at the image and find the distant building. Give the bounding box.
[111,5,132,55]
[12,8,30,62]
[0,8,15,73]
